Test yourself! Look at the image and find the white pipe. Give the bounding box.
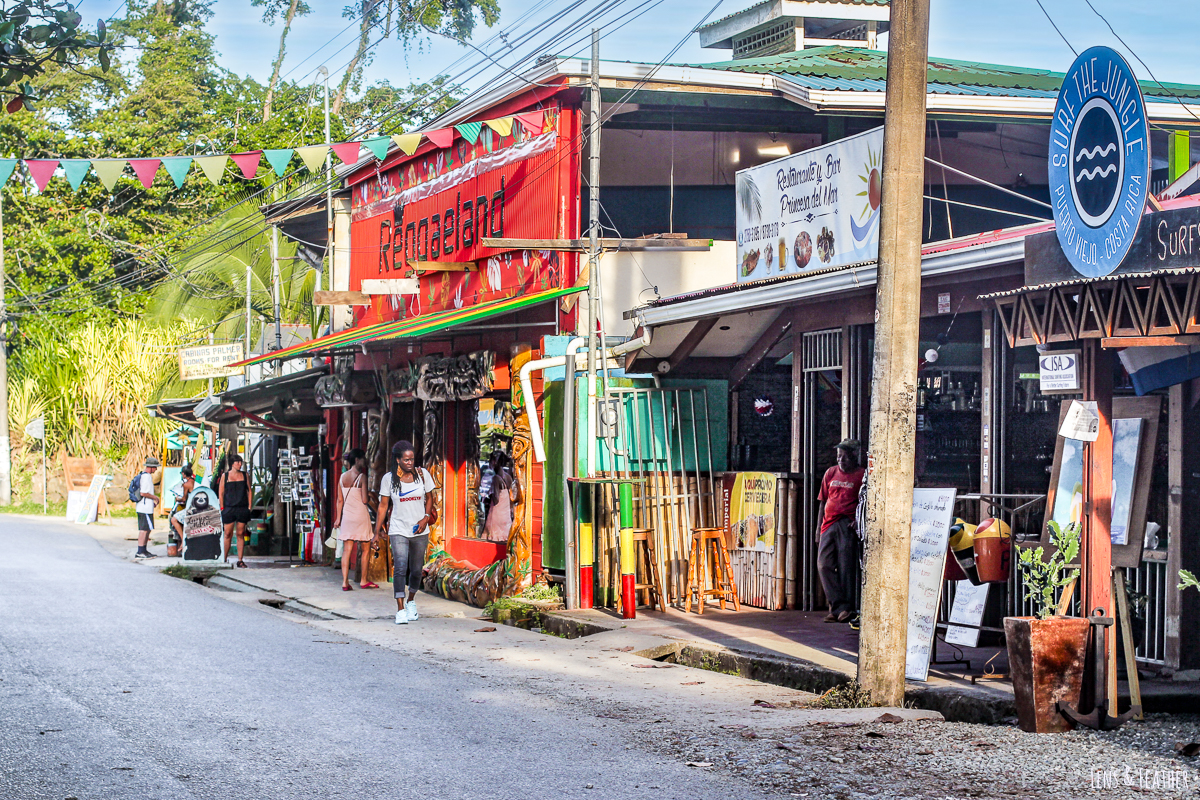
[519,331,651,463]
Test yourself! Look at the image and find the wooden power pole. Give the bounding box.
[858,0,930,706]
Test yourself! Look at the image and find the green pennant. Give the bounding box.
[160,156,193,188]
[93,159,127,191]
[0,158,19,186]
[455,121,482,144]
[62,160,91,190]
[263,149,294,177]
[363,136,390,161]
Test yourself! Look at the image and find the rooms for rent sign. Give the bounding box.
[734,127,883,283]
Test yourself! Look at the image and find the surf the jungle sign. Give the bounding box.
[1048,46,1149,278]
[734,126,882,284]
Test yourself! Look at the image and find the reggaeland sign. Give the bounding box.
[1048,46,1149,278]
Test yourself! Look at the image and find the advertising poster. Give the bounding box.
[182,486,223,561]
[723,472,777,552]
[735,126,883,283]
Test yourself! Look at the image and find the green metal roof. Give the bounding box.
[695,45,1200,100]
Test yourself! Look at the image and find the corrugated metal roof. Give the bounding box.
[978,267,1200,300]
[696,46,1200,100]
[782,74,1081,99]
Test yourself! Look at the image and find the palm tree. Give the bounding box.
[148,207,319,348]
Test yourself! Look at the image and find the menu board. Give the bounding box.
[944,582,990,648]
[905,488,958,681]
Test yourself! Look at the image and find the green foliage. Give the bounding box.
[520,581,562,602]
[1180,570,1200,593]
[1017,520,1082,620]
[813,681,875,709]
[0,0,116,106]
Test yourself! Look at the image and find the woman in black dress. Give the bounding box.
[219,454,254,568]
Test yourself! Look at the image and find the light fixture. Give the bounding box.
[731,148,740,164]
[757,144,790,158]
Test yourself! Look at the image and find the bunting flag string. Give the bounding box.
[0,107,552,194]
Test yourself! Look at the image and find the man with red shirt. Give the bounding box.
[817,439,865,623]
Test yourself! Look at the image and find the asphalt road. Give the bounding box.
[0,516,773,800]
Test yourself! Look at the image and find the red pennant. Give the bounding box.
[24,159,59,191]
[515,110,545,135]
[425,128,454,149]
[128,159,161,189]
[330,142,361,165]
[230,151,262,179]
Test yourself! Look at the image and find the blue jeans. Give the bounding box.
[389,534,429,599]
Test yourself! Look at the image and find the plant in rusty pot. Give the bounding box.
[1005,521,1090,733]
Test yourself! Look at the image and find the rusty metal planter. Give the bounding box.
[1004,616,1090,733]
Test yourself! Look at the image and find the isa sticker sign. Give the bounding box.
[735,127,882,283]
[1049,46,1149,278]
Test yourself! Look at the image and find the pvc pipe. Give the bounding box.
[563,337,584,610]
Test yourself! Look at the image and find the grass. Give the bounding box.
[0,500,142,519]
[813,681,876,709]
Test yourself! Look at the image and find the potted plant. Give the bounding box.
[1005,520,1091,733]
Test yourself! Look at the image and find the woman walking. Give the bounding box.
[219,454,254,568]
[334,448,377,591]
[375,441,436,625]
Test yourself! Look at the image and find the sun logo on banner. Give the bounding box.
[851,141,883,243]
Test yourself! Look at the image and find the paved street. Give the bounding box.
[0,516,779,800]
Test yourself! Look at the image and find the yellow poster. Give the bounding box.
[725,472,777,551]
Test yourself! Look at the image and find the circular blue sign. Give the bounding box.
[1048,46,1149,278]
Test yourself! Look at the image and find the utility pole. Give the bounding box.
[584,28,601,478]
[0,190,11,506]
[318,65,332,311]
[857,0,930,707]
[271,188,283,353]
[245,260,252,380]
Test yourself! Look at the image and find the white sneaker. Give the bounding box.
[407,600,418,621]
[395,610,408,625]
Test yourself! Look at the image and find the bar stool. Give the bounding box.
[631,529,666,612]
[684,527,740,615]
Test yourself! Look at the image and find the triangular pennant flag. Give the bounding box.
[24,160,59,192]
[515,110,544,135]
[230,151,262,180]
[128,158,161,189]
[425,128,454,149]
[194,155,228,185]
[455,121,482,144]
[0,159,16,186]
[484,117,513,137]
[330,141,362,165]
[263,148,294,177]
[363,136,390,161]
[160,156,193,188]
[93,159,126,191]
[296,145,329,172]
[62,160,91,191]
[392,133,421,156]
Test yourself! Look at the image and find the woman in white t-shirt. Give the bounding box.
[374,440,436,625]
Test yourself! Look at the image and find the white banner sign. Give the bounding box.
[179,343,245,381]
[735,126,883,283]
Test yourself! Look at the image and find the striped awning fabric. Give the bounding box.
[232,285,585,368]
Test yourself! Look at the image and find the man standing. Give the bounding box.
[817,439,865,623]
[135,457,161,560]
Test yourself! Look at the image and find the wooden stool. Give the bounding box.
[632,529,666,613]
[684,528,740,614]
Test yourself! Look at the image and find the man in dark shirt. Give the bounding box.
[817,439,865,623]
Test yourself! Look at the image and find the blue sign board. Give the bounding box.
[1048,46,1149,278]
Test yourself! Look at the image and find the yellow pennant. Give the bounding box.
[391,133,421,156]
[92,159,126,191]
[296,145,330,172]
[484,117,513,137]
[195,155,228,185]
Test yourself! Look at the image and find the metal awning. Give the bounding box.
[232,285,587,368]
[198,367,328,425]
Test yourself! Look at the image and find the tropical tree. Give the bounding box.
[254,0,312,123]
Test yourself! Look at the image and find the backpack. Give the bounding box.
[128,474,143,504]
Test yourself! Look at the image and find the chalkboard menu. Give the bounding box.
[905,487,957,681]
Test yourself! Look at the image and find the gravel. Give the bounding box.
[639,713,1200,799]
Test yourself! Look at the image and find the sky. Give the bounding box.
[80,0,1200,100]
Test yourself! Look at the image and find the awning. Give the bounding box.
[198,366,328,425]
[233,286,585,368]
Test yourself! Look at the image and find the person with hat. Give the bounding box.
[816,439,865,623]
[135,457,161,559]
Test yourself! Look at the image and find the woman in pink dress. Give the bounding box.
[334,448,376,591]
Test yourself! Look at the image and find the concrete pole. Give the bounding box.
[318,65,332,332]
[0,192,11,506]
[584,28,601,479]
[857,0,930,707]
